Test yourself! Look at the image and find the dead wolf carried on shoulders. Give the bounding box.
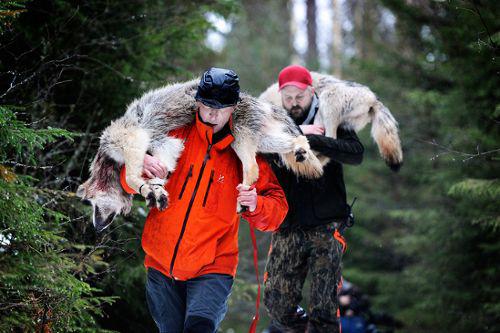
[260,71,403,170]
[77,74,323,231]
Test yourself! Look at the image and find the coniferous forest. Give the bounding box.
[0,1,498,332]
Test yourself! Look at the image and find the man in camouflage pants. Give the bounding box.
[264,65,364,333]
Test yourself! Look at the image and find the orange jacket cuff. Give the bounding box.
[242,196,263,218]
[120,166,137,195]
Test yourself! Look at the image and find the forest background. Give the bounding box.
[0,0,498,332]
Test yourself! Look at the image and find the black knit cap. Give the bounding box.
[195,67,240,109]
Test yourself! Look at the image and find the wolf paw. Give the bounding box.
[142,184,169,211]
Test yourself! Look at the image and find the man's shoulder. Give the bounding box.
[169,124,194,139]
[256,154,275,168]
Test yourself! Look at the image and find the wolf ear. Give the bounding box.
[76,184,86,198]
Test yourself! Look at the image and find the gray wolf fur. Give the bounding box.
[259,72,403,170]
[77,79,323,231]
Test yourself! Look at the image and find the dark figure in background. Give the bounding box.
[339,280,372,333]
[339,280,403,333]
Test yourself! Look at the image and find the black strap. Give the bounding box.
[338,197,357,233]
[139,183,146,196]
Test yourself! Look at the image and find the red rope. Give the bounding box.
[248,224,260,333]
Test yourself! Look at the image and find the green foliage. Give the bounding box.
[1,1,237,331]
[2,0,497,332]
[340,0,500,332]
[448,178,500,202]
[0,106,73,164]
[218,1,499,332]
[0,108,115,332]
[0,0,29,30]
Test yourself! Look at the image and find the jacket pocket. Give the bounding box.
[202,169,215,207]
[178,164,194,200]
[204,168,237,224]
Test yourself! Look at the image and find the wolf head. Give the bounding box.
[77,151,132,232]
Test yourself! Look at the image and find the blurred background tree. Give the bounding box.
[1,0,498,332]
[220,1,499,332]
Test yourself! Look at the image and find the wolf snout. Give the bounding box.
[93,207,116,233]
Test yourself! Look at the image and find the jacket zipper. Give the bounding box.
[178,164,194,200]
[169,142,213,277]
[202,170,215,207]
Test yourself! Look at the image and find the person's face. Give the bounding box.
[197,102,235,133]
[280,85,314,120]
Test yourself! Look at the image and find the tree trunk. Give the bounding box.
[289,0,301,64]
[331,0,343,77]
[353,0,365,59]
[306,0,319,70]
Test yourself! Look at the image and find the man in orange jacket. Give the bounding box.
[119,67,288,333]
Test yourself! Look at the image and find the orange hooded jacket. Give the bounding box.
[120,113,288,281]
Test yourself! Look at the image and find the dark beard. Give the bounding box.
[288,106,306,121]
[286,105,310,125]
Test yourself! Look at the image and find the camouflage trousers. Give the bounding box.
[263,222,344,333]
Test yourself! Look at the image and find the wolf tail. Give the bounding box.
[371,101,403,171]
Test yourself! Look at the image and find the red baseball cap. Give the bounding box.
[278,65,312,91]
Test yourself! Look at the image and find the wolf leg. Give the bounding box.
[118,128,150,194]
[279,136,324,179]
[315,104,340,139]
[144,136,185,210]
[316,89,346,139]
[118,129,169,211]
[150,136,184,172]
[233,136,259,186]
[257,117,317,164]
[255,118,324,178]
[232,137,259,213]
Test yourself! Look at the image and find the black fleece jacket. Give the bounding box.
[266,126,364,230]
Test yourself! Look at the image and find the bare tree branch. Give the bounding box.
[3,161,54,170]
[422,139,500,162]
